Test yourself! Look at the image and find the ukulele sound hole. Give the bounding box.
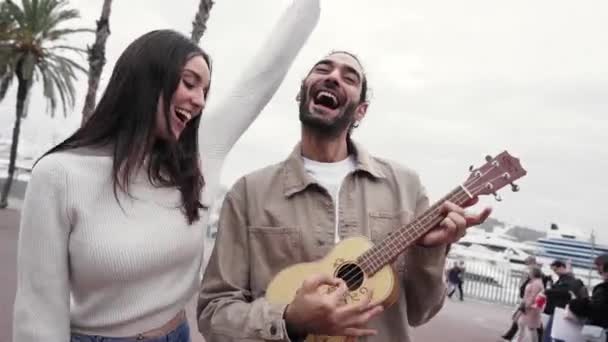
[335,263,364,291]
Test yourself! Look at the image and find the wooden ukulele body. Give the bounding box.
[266,236,399,342]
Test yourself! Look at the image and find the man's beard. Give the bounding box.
[298,85,357,138]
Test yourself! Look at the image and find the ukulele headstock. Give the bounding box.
[464,151,527,201]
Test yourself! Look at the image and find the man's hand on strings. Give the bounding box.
[417,199,492,247]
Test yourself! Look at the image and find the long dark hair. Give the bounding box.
[42,30,212,224]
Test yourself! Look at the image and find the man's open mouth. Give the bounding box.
[313,89,341,110]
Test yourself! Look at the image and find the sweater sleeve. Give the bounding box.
[12,156,72,342]
[198,0,320,198]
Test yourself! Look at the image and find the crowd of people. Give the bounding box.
[497,254,608,342]
[445,253,607,342]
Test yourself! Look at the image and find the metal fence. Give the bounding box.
[446,258,524,306]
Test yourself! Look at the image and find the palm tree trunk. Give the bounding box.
[81,0,113,126]
[0,76,30,208]
[191,0,215,44]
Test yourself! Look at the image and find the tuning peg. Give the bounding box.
[511,183,520,192]
[485,155,492,162]
[493,193,502,202]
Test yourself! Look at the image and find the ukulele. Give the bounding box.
[265,151,527,342]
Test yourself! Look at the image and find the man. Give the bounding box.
[542,259,588,342]
[501,256,552,342]
[447,261,465,301]
[568,254,608,340]
[197,51,491,341]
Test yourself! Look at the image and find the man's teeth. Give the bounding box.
[316,91,337,105]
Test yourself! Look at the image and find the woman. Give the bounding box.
[517,267,545,342]
[12,1,320,341]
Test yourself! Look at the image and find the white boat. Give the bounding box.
[534,224,608,270]
[453,226,534,266]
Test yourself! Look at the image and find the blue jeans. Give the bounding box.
[70,321,190,342]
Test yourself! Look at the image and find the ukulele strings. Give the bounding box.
[338,168,507,290]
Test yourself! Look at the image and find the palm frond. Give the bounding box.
[45,27,94,41]
[0,3,16,39]
[3,1,25,29]
[37,61,68,117]
[21,0,36,33]
[37,52,82,117]
[37,61,57,114]
[48,53,87,74]
[43,8,79,33]
[0,49,16,77]
[1,0,88,117]
[46,45,87,54]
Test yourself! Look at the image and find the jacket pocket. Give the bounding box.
[248,226,302,291]
[368,211,412,275]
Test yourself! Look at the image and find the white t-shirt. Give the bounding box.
[302,155,357,243]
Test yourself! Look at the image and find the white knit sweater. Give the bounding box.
[12,1,319,340]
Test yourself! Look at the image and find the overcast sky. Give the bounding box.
[1,0,607,242]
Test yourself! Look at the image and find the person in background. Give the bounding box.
[447,260,465,301]
[516,267,545,342]
[501,256,552,342]
[567,253,608,342]
[542,259,588,342]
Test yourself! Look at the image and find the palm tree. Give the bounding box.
[81,0,112,125]
[191,0,214,44]
[0,0,90,208]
